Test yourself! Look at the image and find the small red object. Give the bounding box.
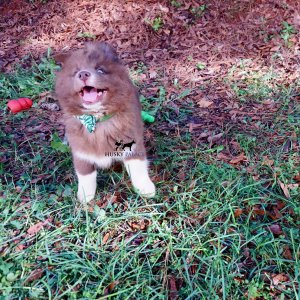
[7,98,33,114]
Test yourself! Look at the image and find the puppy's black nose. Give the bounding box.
[78,71,91,81]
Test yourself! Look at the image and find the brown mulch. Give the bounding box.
[1,0,299,145]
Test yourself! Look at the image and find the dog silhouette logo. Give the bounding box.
[115,140,123,151]
[115,140,136,151]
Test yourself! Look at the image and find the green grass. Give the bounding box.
[0,49,58,100]
[0,55,299,299]
[1,138,299,299]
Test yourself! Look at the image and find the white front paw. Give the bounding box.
[77,190,95,203]
[134,179,156,198]
[76,171,97,204]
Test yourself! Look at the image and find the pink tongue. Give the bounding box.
[83,88,98,103]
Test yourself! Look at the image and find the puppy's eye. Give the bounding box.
[96,68,105,74]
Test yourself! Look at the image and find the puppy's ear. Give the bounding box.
[86,41,119,62]
[100,42,119,62]
[53,52,70,67]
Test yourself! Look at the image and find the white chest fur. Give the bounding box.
[74,151,113,169]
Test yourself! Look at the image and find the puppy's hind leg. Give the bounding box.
[124,158,156,198]
[73,155,97,203]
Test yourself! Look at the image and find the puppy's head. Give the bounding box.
[55,42,135,115]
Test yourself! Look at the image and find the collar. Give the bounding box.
[76,114,113,133]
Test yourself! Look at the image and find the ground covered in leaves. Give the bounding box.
[0,0,299,299]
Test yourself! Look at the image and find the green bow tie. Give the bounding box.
[76,110,155,133]
[76,114,113,133]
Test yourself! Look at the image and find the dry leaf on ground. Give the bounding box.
[207,132,223,143]
[27,221,45,235]
[262,156,274,167]
[267,224,284,236]
[197,99,214,108]
[102,232,110,245]
[278,179,290,198]
[234,208,244,218]
[271,273,289,286]
[24,268,44,283]
[230,153,247,164]
[168,276,178,300]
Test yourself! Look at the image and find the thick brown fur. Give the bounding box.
[55,42,146,166]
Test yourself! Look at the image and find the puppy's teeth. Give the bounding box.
[98,92,103,95]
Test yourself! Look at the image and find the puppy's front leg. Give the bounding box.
[124,158,156,198]
[73,155,97,203]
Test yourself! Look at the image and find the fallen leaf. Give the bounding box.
[287,183,299,190]
[104,280,119,296]
[26,218,52,236]
[188,122,202,133]
[293,11,300,27]
[267,207,282,220]
[230,153,247,164]
[282,245,293,260]
[271,273,289,286]
[30,174,52,184]
[267,224,284,236]
[262,99,275,105]
[40,102,60,111]
[168,276,178,300]
[199,131,211,138]
[234,208,244,218]
[246,166,255,173]
[102,233,110,245]
[278,180,290,198]
[139,73,147,80]
[207,132,223,143]
[221,180,230,187]
[197,99,213,108]
[149,70,157,79]
[270,45,281,52]
[177,169,185,181]
[251,206,266,216]
[27,221,46,235]
[217,152,231,161]
[293,173,300,184]
[276,201,286,210]
[24,268,44,283]
[262,156,274,167]
[15,244,25,251]
[159,4,169,12]
[282,139,292,153]
[128,219,150,231]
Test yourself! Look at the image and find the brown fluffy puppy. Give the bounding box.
[55,42,155,202]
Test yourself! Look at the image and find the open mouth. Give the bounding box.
[79,86,106,104]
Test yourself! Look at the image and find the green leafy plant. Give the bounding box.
[171,0,182,8]
[77,32,97,39]
[190,4,206,17]
[51,133,69,153]
[280,21,296,45]
[27,0,48,3]
[145,17,163,31]
[196,62,206,70]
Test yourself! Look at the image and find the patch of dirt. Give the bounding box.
[1,0,299,148]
